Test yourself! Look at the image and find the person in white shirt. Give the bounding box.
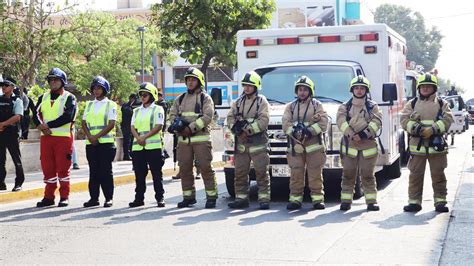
[128,82,166,208]
[81,76,117,208]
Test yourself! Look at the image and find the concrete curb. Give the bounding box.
[0,161,225,204]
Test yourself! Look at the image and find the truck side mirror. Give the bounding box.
[382,83,397,105]
[210,87,222,106]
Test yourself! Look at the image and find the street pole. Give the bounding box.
[137,26,146,83]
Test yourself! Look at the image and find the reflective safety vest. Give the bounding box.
[132,105,163,151]
[40,91,72,137]
[84,100,116,145]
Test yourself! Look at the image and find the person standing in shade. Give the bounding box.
[0,77,25,192]
[128,82,166,208]
[21,88,35,140]
[82,76,117,208]
[121,94,138,161]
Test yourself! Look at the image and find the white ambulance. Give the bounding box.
[220,24,408,197]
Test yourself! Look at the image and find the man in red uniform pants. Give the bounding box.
[34,68,77,207]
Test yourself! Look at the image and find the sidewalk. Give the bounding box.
[439,151,474,264]
[0,152,224,204]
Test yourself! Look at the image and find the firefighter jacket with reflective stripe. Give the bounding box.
[227,93,269,153]
[169,88,214,144]
[337,97,382,157]
[84,99,117,144]
[39,91,74,137]
[132,105,164,151]
[400,94,453,155]
[282,98,328,153]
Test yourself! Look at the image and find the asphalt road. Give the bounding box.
[0,129,472,264]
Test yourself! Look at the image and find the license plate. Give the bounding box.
[271,165,291,177]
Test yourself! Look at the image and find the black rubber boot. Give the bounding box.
[83,200,100,208]
[286,201,302,210]
[259,202,270,210]
[228,198,249,209]
[313,202,325,210]
[129,200,145,208]
[177,198,197,208]
[205,199,216,209]
[340,202,351,211]
[58,198,69,207]
[403,203,422,212]
[103,199,113,208]
[435,203,449,213]
[157,198,165,208]
[367,203,380,211]
[36,198,55,207]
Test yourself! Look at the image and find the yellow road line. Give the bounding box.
[0,161,225,204]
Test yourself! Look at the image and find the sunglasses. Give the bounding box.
[139,93,150,98]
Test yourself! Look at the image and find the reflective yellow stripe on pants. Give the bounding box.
[289,195,303,203]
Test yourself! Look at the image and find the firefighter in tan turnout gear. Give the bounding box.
[400,73,453,213]
[282,76,328,210]
[227,71,270,210]
[168,67,218,208]
[337,75,382,211]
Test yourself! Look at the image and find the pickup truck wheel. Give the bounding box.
[224,169,235,198]
[399,134,409,166]
[383,158,402,179]
[354,175,364,199]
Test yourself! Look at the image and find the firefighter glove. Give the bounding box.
[420,127,434,139]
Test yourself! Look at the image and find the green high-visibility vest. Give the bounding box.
[84,100,116,145]
[40,91,72,137]
[132,105,163,151]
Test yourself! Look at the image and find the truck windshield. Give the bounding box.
[256,65,355,103]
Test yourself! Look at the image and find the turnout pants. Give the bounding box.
[178,142,217,200]
[287,151,326,203]
[40,135,73,200]
[0,132,25,186]
[341,151,378,204]
[122,129,132,159]
[132,149,164,202]
[86,143,116,201]
[234,150,270,203]
[407,154,447,206]
[21,115,30,139]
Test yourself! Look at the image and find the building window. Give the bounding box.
[173,66,234,84]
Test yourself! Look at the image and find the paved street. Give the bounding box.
[0,130,472,264]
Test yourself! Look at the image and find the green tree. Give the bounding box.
[0,0,77,87]
[374,4,443,71]
[151,0,275,87]
[48,12,172,101]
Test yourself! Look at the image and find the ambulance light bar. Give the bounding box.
[243,33,381,46]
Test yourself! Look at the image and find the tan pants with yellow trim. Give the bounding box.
[234,150,270,202]
[407,154,447,205]
[287,151,326,203]
[341,151,377,204]
[177,142,217,199]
